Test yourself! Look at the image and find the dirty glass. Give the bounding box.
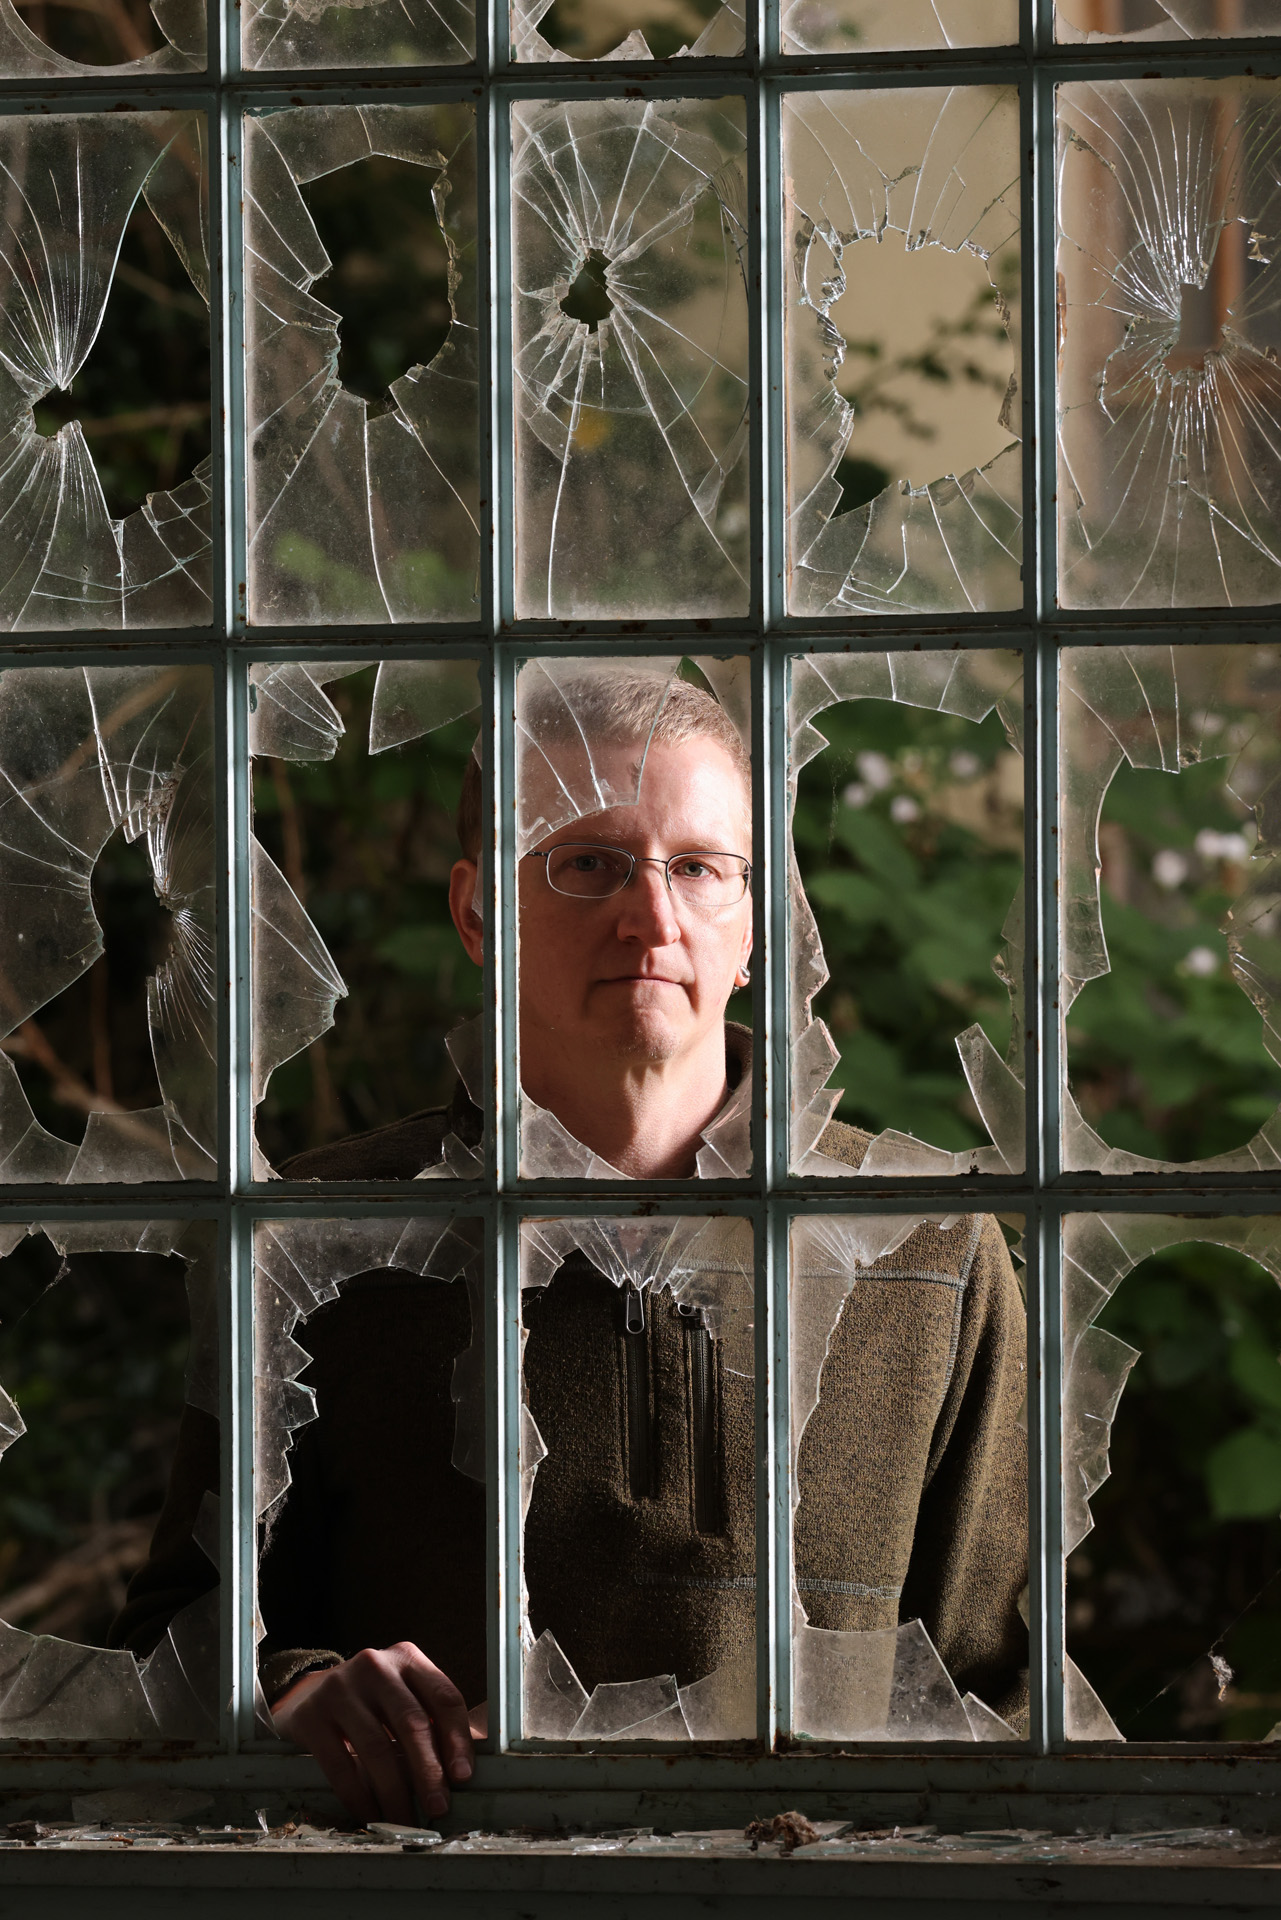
[515,655,752,1179]
[790,1212,1027,1742]
[1057,78,1281,610]
[1057,0,1281,40]
[249,658,480,1178]
[0,664,216,1184]
[784,88,1022,618]
[512,97,750,621]
[243,0,470,70]
[790,651,1025,1176]
[245,104,479,628]
[1064,1215,1281,1742]
[783,0,1017,54]
[521,1215,755,1741]
[512,0,741,62]
[0,0,202,81]
[0,113,210,631]
[0,1219,218,1741]
[1062,645,1281,1173]
[254,1217,482,1726]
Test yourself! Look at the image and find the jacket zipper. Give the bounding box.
[680,1302,718,1534]
[623,1282,651,1500]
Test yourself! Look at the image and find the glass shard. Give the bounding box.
[1058,80,1281,609]
[512,0,742,61]
[512,99,749,619]
[245,106,479,626]
[784,89,1022,616]
[244,0,472,70]
[784,0,1017,53]
[0,0,203,83]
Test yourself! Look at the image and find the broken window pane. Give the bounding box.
[1062,645,1281,1172]
[0,1219,219,1741]
[1064,1214,1281,1742]
[512,98,749,620]
[784,0,1016,54]
[245,106,479,626]
[784,88,1022,617]
[790,651,1025,1176]
[243,0,471,69]
[0,665,216,1184]
[0,113,210,629]
[515,656,753,1178]
[0,0,203,76]
[249,659,480,1178]
[791,1212,1027,1741]
[512,0,741,62]
[1057,0,1281,41]
[521,1215,755,1741]
[253,1217,482,1723]
[1058,79,1281,609]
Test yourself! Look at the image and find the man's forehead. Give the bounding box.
[521,732,751,842]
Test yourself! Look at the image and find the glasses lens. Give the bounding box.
[545,845,633,897]
[666,854,749,905]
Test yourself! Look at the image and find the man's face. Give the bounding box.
[515,735,753,1072]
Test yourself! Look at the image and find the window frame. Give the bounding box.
[0,0,1278,1822]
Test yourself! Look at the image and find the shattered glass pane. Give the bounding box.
[783,0,1016,52]
[0,1220,219,1742]
[0,114,210,629]
[512,98,749,619]
[0,0,202,78]
[245,106,479,626]
[790,1213,1027,1741]
[515,656,753,1179]
[1062,645,1281,1173]
[1057,0,1281,41]
[784,89,1022,617]
[513,0,741,61]
[253,1218,484,1719]
[1058,79,1281,609]
[789,651,1025,1177]
[244,0,471,68]
[0,665,216,1184]
[249,659,480,1178]
[521,1216,755,1741]
[1063,1215,1281,1741]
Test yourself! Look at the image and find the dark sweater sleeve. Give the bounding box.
[898,1214,1029,1728]
[108,1403,221,1658]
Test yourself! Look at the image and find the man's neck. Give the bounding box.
[519,1033,729,1179]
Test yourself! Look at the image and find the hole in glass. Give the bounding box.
[560,249,614,333]
[11,0,166,65]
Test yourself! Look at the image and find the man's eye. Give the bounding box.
[672,858,714,881]
[568,854,603,871]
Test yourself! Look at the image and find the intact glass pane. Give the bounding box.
[243,0,471,68]
[784,88,1022,618]
[521,1215,755,1741]
[0,1220,219,1742]
[0,0,203,79]
[245,105,479,627]
[789,1212,1027,1742]
[1061,645,1281,1173]
[1057,78,1281,610]
[0,665,216,1184]
[1064,1216,1281,1742]
[1057,0,1281,41]
[789,651,1025,1177]
[512,0,742,64]
[784,0,1016,55]
[249,659,481,1179]
[0,112,210,630]
[512,98,750,621]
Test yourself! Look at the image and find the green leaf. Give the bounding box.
[1205,1426,1281,1519]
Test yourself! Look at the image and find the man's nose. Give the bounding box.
[615,862,681,945]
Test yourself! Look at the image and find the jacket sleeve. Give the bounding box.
[897,1213,1029,1729]
[107,1403,221,1659]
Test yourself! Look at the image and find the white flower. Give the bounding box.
[949,749,981,779]
[890,795,920,823]
[1152,849,1188,889]
[1194,829,1250,863]
[1182,945,1220,977]
[841,781,869,809]
[855,750,892,791]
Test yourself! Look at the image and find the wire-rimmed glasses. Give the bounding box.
[526,843,751,909]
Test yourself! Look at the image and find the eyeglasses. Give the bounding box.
[526,843,751,908]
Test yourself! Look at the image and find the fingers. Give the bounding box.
[399,1649,474,1788]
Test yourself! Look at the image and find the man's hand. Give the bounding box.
[271,1642,475,1825]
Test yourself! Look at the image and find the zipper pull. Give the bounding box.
[625,1283,645,1334]
[677,1300,703,1329]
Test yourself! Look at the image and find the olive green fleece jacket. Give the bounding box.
[110,1058,1029,1730]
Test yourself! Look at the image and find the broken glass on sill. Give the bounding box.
[783,0,1016,54]
[245,105,479,626]
[790,1212,1027,1742]
[0,664,216,1184]
[1058,79,1281,609]
[0,1219,219,1742]
[512,0,742,63]
[512,97,749,620]
[1062,644,1281,1173]
[789,649,1025,1177]
[249,658,480,1178]
[1063,1214,1281,1742]
[0,113,210,630]
[520,1215,756,1741]
[0,0,203,78]
[784,88,1022,617]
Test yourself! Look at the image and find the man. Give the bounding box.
[112,672,1027,1825]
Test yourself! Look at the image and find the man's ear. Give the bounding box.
[449,859,485,968]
